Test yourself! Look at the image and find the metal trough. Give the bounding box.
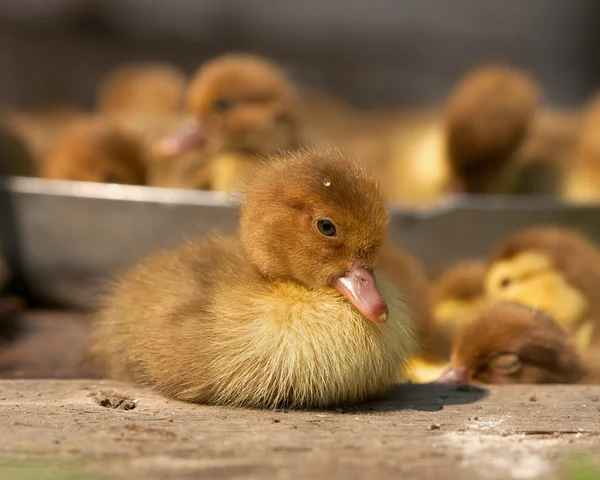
[1,176,599,309]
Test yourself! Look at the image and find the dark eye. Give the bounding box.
[500,278,512,288]
[214,98,234,112]
[316,219,337,238]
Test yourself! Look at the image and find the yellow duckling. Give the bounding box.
[485,226,600,353]
[90,147,415,408]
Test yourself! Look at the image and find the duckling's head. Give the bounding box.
[158,53,299,158]
[40,118,147,185]
[445,64,538,193]
[239,147,389,324]
[97,62,187,115]
[485,227,600,344]
[436,302,585,384]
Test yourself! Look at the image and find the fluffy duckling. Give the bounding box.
[444,64,547,194]
[0,120,37,176]
[563,93,600,202]
[429,260,487,344]
[485,226,600,352]
[40,118,148,185]
[436,302,585,385]
[90,148,415,408]
[97,63,187,116]
[90,148,415,406]
[156,53,302,191]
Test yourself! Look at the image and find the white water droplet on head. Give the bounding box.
[322,177,331,186]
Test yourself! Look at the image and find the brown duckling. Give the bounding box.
[156,53,302,191]
[429,260,487,343]
[563,93,600,202]
[97,62,187,116]
[445,64,551,194]
[436,302,585,385]
[485,226,600,352]
[90,147,415,408]
[376,245,446,381]
[40,118,148,185]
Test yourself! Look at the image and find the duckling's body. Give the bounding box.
[97,63,187,116]
[563,94,600,202]
[91,148,414,408]
[40,117,148,185]
[444,65,555,195]
[93,237,410,407]
[429,260,487,341]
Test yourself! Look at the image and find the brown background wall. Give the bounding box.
[0,0,599,109]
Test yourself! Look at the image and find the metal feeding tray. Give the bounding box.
[1,176,600,310]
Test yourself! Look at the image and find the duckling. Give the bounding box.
[376,245,454,382]
[563,93,600,202]
[156,53,302,191]
[435,302,585,385]
[90,147,415,408]
[97,62,187,116]
[0,120,37,176]
[4,107,86,161]
[445,64,551,194]
[485,226,600,352]
[429,260,487,343]
[40,117,148,185]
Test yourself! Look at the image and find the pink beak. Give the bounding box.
[330,259,388,325]
[431,366,470,385]
[156,118,206,158]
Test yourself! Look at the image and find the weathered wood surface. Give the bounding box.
[0,379,599,479]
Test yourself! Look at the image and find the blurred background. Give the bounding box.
[0,0,599,109]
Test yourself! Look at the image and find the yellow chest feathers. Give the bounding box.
[201,274,415,408]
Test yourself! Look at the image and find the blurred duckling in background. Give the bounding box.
[429,260,487,350]
[0,251,26,327]
[97,62,187,116]
[0,120,37,176]
[435,302,585,385]
[444,64,567,195]
[156,53,302,191]
[4,106,85,162]
[485,226,600,352]
[376,245,449,381]
[90,147,415,408]
[40,118,148,185]
[563,93,600,203]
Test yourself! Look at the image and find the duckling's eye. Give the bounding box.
[500,277,512,288]
[489,353,522,375]
[214,98,234,112]
[316,219,337,238]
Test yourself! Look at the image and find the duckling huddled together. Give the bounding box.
[4,52,600,409]
[424,225,600,386]
[3,53,600,206]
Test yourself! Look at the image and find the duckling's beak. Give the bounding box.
[330,260,389,325]
[156,118,206,158]
[431,366,470,385]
